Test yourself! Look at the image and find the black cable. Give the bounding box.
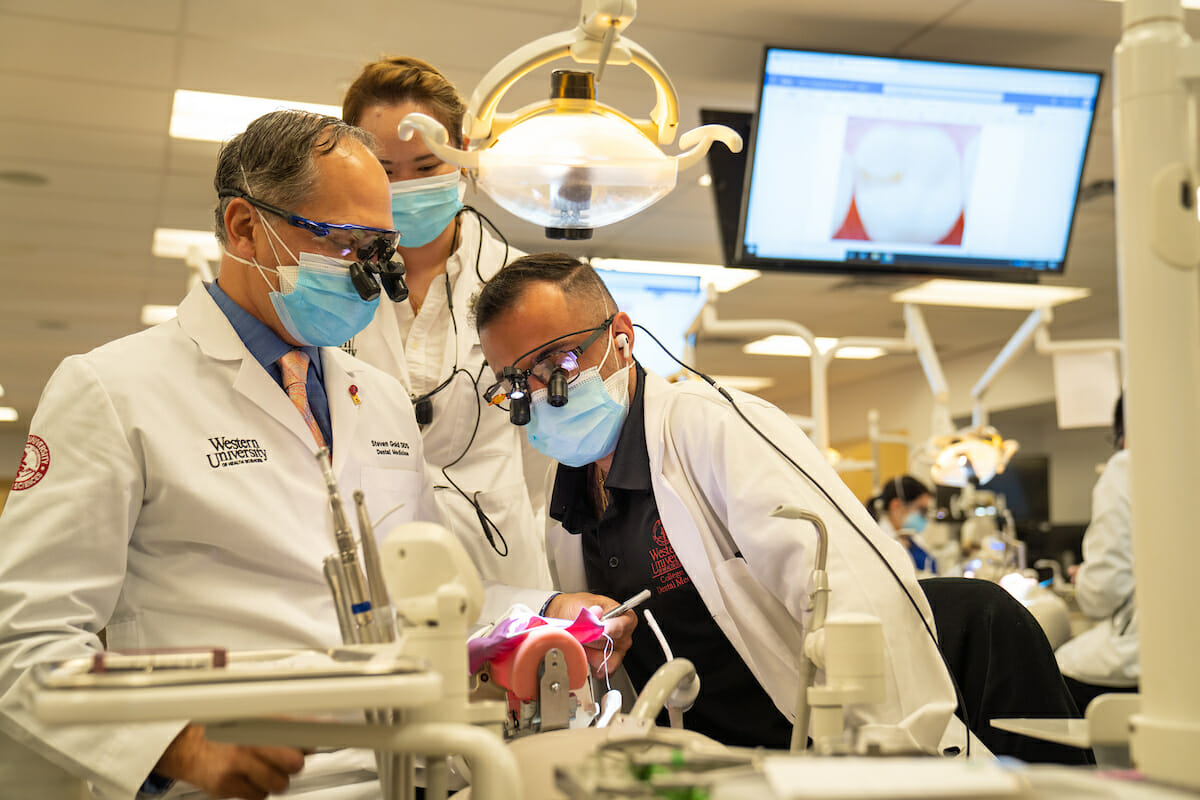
[463,205,510,282]
[417,215,510,557]
[632,322,972,756]
[435,360,508,557]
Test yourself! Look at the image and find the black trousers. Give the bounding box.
[920,577,1094,764]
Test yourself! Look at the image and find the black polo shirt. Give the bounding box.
[548,365,792,749]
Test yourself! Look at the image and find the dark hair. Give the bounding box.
[867,474,931,521]
[471,253,616,332]
[212,110,375,245]
[1113,392,1125,449]
[342,56,466,147]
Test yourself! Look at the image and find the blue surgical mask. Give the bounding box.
[269,252,378,346]
[901,510,928,535]
[390,171,463,248]
[226,214,379,347]
[525,337,631,467]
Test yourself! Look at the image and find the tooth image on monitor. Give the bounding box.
[836,120,976,245]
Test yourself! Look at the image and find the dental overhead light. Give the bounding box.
[398,0,742,239]
[926,425,1019,488]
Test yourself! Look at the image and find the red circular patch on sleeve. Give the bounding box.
[12,435,50,491]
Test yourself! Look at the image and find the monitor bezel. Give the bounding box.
[733,45,1104,283]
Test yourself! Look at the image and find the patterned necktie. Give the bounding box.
[278,349,327,449]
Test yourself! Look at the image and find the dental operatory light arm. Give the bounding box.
[396,0,740,238]
[462,0,676,147]
[689,289,950,457]
[968,306,1124,428]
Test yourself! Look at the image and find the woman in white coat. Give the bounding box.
[1056,396,1138,712]
[342,58,554,622]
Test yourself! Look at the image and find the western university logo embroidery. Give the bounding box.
[206,436,269,468]
[649,520,691,593]
[13,435,51,491]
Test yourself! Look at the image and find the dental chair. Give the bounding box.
[920,577,1093,765]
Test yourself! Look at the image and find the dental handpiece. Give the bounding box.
[354,489,396,643]
[315,449,377,644]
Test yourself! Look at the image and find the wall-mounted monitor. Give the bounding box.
[594,268,705,378]
[736,48,1102,280]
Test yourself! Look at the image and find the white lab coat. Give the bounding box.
[546,372,963,754]
[353,214,555,622]
[0,284,438,799]
[1056,449,1138,687]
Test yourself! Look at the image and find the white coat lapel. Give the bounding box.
[321,348,362,476]
[176,283,322,453]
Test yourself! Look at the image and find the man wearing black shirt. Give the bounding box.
[475,253,961,753]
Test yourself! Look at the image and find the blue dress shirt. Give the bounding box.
[206,282,333,447]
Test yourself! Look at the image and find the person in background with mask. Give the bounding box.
[1056,393,1138,713]
[472,253,965,753]
[341,57,555,623]
[0,110,438,799]
[868,474,937,573]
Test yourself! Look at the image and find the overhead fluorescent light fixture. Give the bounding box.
[141,305,178,326]
[170,89,342,143]
[152,228,222,261]
[743,335,886,360]
[0,407,18,423]
[589,258,759,293]
[710,375,775,392]
[891,279,1090,310]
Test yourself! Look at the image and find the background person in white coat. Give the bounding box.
[867,475,937,573]
[342,57,555,623]
[0,110,437,799]
[1056,394,1139,713]
[473,253,963,753]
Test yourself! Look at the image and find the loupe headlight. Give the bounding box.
[497,366,532,426]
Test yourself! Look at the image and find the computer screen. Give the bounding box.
[737,48,1102,279]
[595,268,706,378]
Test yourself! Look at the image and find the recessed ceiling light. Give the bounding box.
[710,375,775,392]
[152,228,221,261]
[890,279,1090,310]
[743,335,886,359]
[589,258,759,293]
[170,89,342,143]
[0,407,18,423]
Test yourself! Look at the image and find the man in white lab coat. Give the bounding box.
[473,253,963,754]
[0,110,438,799]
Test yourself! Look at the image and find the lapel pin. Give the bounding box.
[349,384,361,406]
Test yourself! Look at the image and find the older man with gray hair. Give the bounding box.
[0,110,436,798]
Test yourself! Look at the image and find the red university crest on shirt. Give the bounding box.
[649,519,691,593]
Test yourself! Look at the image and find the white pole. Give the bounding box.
[1115,0,1200,788]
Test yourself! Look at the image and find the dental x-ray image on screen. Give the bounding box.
[737,47,1102,280]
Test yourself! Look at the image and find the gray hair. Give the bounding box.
[212,109,376,245]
